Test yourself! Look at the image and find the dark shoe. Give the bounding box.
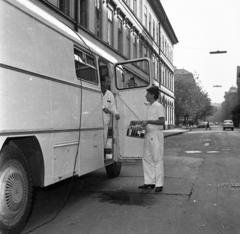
[155,186,163,192]
[138,184,155,189]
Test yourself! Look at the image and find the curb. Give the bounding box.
[163,129,191,138]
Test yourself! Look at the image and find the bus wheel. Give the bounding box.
[0,145,32,234]
[105,161,122,178]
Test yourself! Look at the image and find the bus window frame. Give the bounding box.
[74,47,99,85]
[114,57,152,91]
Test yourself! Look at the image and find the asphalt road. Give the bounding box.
[22,126,240,234]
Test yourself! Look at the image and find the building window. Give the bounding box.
[126,27,130,59]
[156,58,159,82]
[162,67,165,85]
[118,19,123,54]
[139,0,142,22]
[153,20,155,41]
[153,55,155,79]
[139,40,143,57]
[80,0,87,28]
[149,14,151,35]
[144,45,148,72]
[161,35,164,51]
[156,25,159,45]
[139,39,143,68]
[95,0,101,38]
[144,6,147,28]
[133,35,137,59]
[59,0,70,15]
[46,0,76,19]
[108,7,113,46]
[133,0,137,15]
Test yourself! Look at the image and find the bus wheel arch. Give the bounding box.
[0,145,32,234]
[5,136,45,187]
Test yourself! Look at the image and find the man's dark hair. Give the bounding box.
[146,86,160,100]
[101,75,109,83]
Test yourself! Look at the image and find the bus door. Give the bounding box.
[98,58,115,160]
[114,58,153,159]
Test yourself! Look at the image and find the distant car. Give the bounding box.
[198,122,207,128]
[223,120,234,131]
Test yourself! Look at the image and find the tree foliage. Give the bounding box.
[175,76,215,125]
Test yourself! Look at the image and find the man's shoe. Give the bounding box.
[138,184,155,189]
[155,186,163,192]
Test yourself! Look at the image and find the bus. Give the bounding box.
[0,0,154,233]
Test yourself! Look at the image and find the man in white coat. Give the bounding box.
[101,75,120,147]
[131,86,165,192]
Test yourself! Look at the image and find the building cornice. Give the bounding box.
[148,0,178,45]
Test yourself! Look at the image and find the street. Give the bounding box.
[22,126,240,234]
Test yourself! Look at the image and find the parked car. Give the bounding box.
[223,120,234,131]
[198,122,207,128]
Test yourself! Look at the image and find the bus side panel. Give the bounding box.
[0,0,105,184]
[0,0,76,82]
[79,86,104,176]
[51,82,82,181]
[0,69,52,131]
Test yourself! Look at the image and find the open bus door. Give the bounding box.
[114,58,153,160]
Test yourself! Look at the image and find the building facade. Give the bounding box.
[31,0,178,129]
[222,87,238,121]
[230,66,240,126]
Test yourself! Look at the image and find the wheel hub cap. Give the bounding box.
[0,166,26,219]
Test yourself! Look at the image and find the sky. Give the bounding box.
[160,0,240,104]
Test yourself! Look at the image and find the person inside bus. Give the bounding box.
[127,77,137,88]
[101,75,120,147]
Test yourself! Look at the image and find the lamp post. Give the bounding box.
[209,50,227,54]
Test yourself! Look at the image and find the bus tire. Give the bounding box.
[105,161,122,178]
[0,145,32,234]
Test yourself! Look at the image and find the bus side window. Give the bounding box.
[99,60,109,80]
[74,49,98,84]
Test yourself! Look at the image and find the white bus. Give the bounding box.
[0,0,155,233]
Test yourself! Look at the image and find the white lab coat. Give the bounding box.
[103,90,119,146]
[143,101,165,187]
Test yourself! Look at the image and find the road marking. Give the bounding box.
[203,139,211,141]
[207,151,219,153]
[185,151,202,153]
[204,143,210,146]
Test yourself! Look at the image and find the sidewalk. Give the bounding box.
[163,128,190,138]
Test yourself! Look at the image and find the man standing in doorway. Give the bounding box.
[131,86,165,192]
[101,75,120,147]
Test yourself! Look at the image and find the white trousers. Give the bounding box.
[142,130,164,187]
[104,124,108,148]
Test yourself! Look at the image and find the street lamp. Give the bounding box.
[209,50,227,54]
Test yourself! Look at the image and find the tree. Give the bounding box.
[175,74,215,126]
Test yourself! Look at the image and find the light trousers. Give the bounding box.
[142,130,164,187]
